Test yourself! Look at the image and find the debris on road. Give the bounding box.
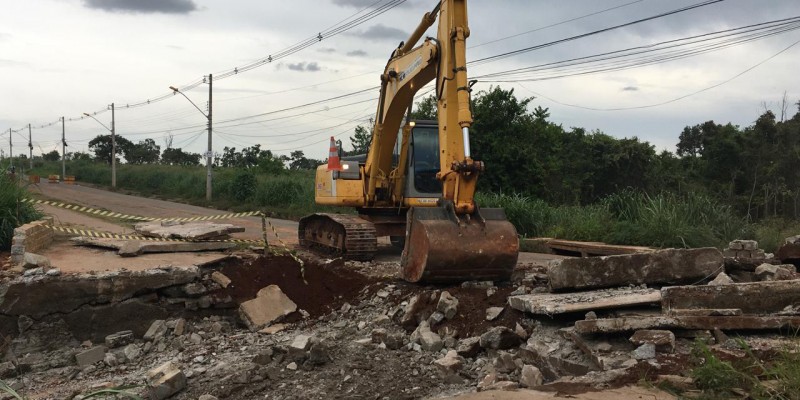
[134,220,245,240]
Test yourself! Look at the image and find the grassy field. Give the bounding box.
[24,160,800,252]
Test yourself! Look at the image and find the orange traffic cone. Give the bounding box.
[327,136,343,171]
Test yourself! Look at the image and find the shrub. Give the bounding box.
[0,177,42,250]
[255,178,306,207]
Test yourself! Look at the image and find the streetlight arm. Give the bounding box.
[83,113,112,132]
[170,87,209,119]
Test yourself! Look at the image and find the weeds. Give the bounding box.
[0,380,142,399]
[0,177,42,250]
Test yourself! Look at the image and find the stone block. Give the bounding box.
[548,248,723,291]
[143,320,168,341]
[629,330,675,352]
[519,365,543,388]
[75,346,106,367]
[479,326,521,350]
[437,291,458,319]
[145,361,186,400]
[105,330,134,348]
[239,285,297,330]
[662,280,800,314]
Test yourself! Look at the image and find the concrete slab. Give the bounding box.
[575,315,800,334]
[71,236,236,257]
[508,288,661,315]
[42,241,228,274]
[134,221,245,240]
[548,248,723,291]
[661,280,800,315]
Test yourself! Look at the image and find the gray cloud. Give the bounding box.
[287,62,322,72]
[332,0,383,7]
[0,59,30,68]
[0,33,10,41]
[317,47,337,53]
[346,49,368,57]
[83,0,198,14]
[622,86,639,91]
[348,23,408,42]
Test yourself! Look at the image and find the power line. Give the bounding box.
[470,0,726,66]
[517,37,800,111]
[470,0,646,49]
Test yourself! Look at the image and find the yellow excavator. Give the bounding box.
[299,0,519,282]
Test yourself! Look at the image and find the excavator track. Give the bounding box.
[298,213,377,261]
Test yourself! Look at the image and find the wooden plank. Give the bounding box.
[508,288,661,315]
[575,315,800,334]
[547,239,654,257]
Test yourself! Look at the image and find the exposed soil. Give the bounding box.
[220,255,378,318]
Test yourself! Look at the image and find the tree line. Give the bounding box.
[349,87,800,220]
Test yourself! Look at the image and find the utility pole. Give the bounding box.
[8,128,12,170]
[61,116,66,179]
[28,124,32,170]
[111,103,116,188]
[206,74,213,201]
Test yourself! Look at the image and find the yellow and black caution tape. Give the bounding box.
[52,226,263,244]
[28,198,299,256]
[24,198,263,222]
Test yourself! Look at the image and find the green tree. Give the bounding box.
[161,148,201,166]
[348,125,371,154]
[410,95,437,120]
[42,150,60,161]
[126,138,160,164]
[88,135,134,164]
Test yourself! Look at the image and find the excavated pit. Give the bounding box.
[0,254,378,351]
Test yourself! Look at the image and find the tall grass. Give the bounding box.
[29,161,327,220]
[0,177,42,250]
[478,189,749,248]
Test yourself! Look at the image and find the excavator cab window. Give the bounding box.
[411,126,442,193]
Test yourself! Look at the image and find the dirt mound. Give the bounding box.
[221,255,376,318]
[440,286,525,337]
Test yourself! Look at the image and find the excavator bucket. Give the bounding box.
[400,206,519,283]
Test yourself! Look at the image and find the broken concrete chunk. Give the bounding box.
[437,291,459,319]
[134,221,245,240]
[519,365,543,388]
[661,281,800,315]
[23,252,50,269]
[411,322,443,352]
[75,346,106,367]
[145,361,187,400]
[143,320,168,342]
[123,343,141,362]
[433,350,464,377]
[456,337,482,358]
[173,318,187,336]
[632,343,656,360]
[754,264,795,281]
[290,334,313,352]
[709,272,734,286]
[548,248,723,291]
[668,308,742,317]
[479,326,522,350]
[210,271,232,288]
[239,285,297,330]
[729,240,758,251]
[485,307,504,321]
[259,324,286,335]
[0,361,16,379]
[630,330,675,352]
[509,287,661,315]
[105,330,134,348]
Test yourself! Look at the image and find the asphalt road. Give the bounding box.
[29,182,299,244]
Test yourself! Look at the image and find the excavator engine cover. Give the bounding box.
[400,205,519,283]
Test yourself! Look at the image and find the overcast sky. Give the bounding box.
[1,0,799,161]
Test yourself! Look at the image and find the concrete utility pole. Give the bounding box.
[170,74,213,201]
[8,128,12,170]
[206,74,213,201]
[61,116,66,179]
[111,103,116,188]
[28,124,32,169]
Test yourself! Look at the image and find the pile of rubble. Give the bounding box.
[1,236,799,399]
